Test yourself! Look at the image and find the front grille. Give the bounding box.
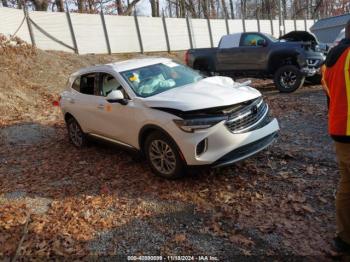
[225,98,269,133]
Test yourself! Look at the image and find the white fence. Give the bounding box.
[0,7,315,54]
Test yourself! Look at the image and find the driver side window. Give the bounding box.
[241,34,265,47]
[99,73,128,98]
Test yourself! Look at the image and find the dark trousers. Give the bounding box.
[335,142,350,244]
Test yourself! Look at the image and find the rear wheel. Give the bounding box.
[144,131,186,179]
[66,117,87,148]
[273,65,305,93]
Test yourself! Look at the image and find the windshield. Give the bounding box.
[120,62,203,97]
[265,34,278,42]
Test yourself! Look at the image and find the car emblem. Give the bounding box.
[251,105,258,114]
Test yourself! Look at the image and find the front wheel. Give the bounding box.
[273,65,305,93]
[144,131,186,179]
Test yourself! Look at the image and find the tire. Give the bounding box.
[66,117,87,148]
[273,65,305,93]
[144,131,186,179]
[306,74,322,85]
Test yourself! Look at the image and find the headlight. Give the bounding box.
[173,116,228,133]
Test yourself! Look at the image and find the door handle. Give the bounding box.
[97,104,104,110]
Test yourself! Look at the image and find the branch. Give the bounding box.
[12,212,31,262]
[121,0,142,15]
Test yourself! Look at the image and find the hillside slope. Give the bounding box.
[0,35,183,125]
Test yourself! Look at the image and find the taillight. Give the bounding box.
[52,96,61,107]
[185,50,189,65]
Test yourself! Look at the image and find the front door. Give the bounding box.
[91,73,136,145]
[238,33,269,70]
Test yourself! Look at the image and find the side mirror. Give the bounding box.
[257,39,267,47]
[106,90,128,105]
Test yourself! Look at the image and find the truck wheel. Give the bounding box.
[274,65,305,93]
[144,131,186,179]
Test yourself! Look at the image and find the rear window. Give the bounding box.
[71,73,99,95]
[71,77,80,92]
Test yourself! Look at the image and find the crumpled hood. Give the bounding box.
[140,76,261,111]
[279,31,317,43]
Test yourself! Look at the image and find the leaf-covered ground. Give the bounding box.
[0,36,343,259]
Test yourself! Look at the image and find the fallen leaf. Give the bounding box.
[229,234,255,246]
[306,166,314,175]
[301,204,315,213]
[174,234,186,243]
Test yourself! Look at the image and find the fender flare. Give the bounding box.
[138,124,187,163]
[267,49,305,73]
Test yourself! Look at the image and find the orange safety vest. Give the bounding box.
[321,47,350,137]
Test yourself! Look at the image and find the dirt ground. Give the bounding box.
[0,36,344,260]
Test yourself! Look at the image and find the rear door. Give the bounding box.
[65,73,101,133]
[216,34,244,71]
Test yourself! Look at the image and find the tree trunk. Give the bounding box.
[209,0,216,18]
[282,0,287,19]
[221,0,229,18]
[197,0,201,18]
[229,0,234,18]
[55,0,64,12]
[150,0,159,17]
[77,0,84,13]
[1,0,8,7]
[179,0,185,17]
[241,0,246,19]
[202,0,209,19]
[186,0,197,18]
[116,0,123,15]
[121,0,141,15]
[31,0,48,11]
[167,0,172,17]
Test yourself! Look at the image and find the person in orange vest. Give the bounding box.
[322,20,350,254]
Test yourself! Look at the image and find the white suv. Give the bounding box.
[59,58,279,178]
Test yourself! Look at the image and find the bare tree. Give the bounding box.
[115,0,123,14]
[202,0,208,18]
[3,0,349,19]
[229,0,235,18]
[221,0,229,18]
[150,0,159,17]
[55,0,64,11]
[1,0,8,7]
[30,0,49,11]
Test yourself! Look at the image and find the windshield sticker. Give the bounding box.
[129,73,139,82]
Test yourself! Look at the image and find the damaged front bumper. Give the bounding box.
[300,67,317,77]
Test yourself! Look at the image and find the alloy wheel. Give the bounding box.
[69,120,83,147]
[149,139,176,175]
[280,71,297,88]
